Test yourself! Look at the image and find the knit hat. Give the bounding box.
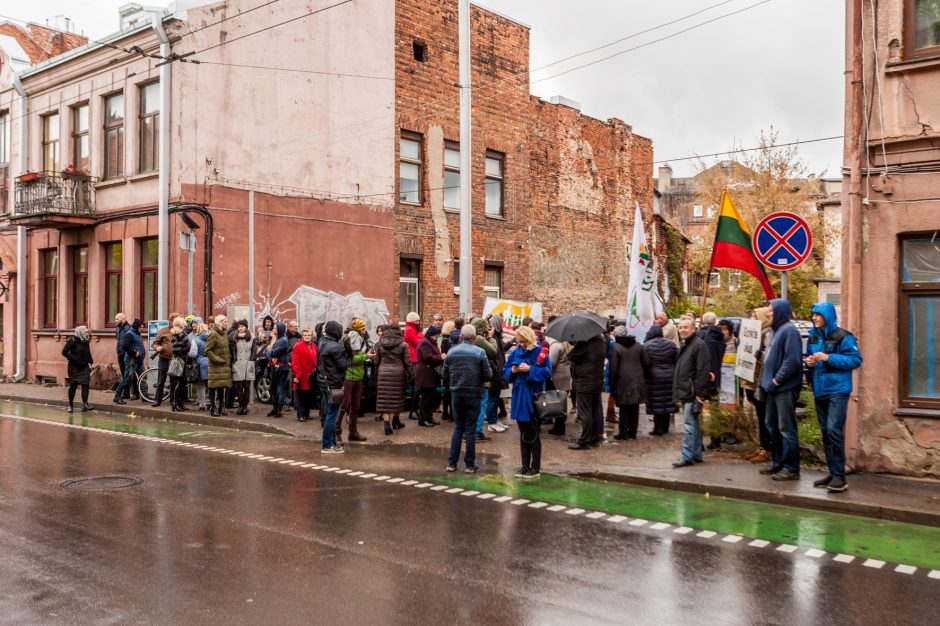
[351,318,366,333]
[237,319,249,328]
[424,325,442,338]
[613,325,629,338]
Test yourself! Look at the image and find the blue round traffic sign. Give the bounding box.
[751,212,813,271]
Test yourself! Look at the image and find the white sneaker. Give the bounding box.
[487,423,506,433]
[321,446,345,454]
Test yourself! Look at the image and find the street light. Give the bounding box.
[178,212,200,315]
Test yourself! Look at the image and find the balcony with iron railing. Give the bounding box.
[12,170,97,228]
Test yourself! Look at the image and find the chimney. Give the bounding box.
[657,165,672,192]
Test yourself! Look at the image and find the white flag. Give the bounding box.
[626,203,661,342]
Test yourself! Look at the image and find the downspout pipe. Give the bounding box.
[12,74,27,382]
[152,12,171,321]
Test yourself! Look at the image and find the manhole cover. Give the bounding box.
[60,476,143,492]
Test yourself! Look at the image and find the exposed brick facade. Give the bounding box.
[0,22,87,64]
[394,0,653,320]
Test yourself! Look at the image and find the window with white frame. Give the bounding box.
[444,142,460,210]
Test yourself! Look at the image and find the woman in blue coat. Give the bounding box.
[504,326,553,479]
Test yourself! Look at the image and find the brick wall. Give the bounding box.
[394,0,654,320]
[0,23,87,64]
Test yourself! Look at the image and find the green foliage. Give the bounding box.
[663,223,687,306]
[702,399,754,443]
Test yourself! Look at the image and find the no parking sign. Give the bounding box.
[751,212,813,271]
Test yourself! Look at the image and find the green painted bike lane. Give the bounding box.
[432,473,940,571]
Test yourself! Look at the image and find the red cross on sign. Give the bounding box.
[751,212,814,271]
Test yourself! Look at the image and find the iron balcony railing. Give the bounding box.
[14,170,96,216]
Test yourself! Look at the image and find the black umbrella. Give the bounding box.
[544,311,609,343]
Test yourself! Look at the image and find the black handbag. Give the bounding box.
[184,360,201,383]
[533,389,568,422]
[329,387,344,405]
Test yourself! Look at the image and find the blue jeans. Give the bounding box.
[272,368,289,407]
[322,396,341,449]
[765,389,800,473]
[449,394,481,469]
[679,402,704,463]
[113,355,141,400]
[476,388,498,433]
[815,394,849,478]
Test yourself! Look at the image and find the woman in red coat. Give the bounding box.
[291,328,319,421]
[403,311,424,420]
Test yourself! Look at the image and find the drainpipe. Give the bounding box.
[12,74,27,382]
[152,12,170,321]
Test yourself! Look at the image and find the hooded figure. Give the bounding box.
[806,302,862,398]
[62,326,94,411]
[643,324,678,435]
[609,330,650,439]
[759,299,803,394]
[373,325,413,420]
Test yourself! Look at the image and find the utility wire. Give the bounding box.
[194,60,394,80]
[178,0,281,38]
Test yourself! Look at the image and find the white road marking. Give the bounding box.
[748,539,770,548]
[335,469,351,474]
[528,502,548,509]
[430,485,450,491]
[607,515,628,523]
[629,519,649,527]
[546,505,567,512]
[413,482,433,488]
[585,512,606,520]
[445,488,464,494]
[510,499,530,506]
[322,467,339,472]
[493,496,513,503]
[696,530,716,539]
[360,473,377,479]
[928,570,940,580]
[400,480,417,486]
[460,490,480,497]
[650,522,671,530]
[348,471,364,476]
[386,478,404,483]
[833,554,855,563]
[674,527,693,535]
[805,549,826,558]
[722,535,743,544]
[777,544,798,553]
[373,475,391,481]
[863,559,886,569]
[565,508,585,516]
[895,565,917,575]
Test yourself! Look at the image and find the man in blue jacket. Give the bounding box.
[442,324,492,473]
[759,299,804,481]
[805,302,862,492]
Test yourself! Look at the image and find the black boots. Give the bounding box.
[384,421,393,436]
[392,414,405,430]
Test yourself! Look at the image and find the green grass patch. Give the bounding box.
[428,472,940,571]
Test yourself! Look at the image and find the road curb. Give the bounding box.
[572,471,940,527]
[0,393,296,437]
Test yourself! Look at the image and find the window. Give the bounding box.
[905,0,940,59]
[140,238,158,323]
[72,246,88,327]
[484,151,504,216]
[138,82,159,172]
[71,104,90,172]
[412,41,427,62]
[0,110,8,213]
[708,270,721,289]
[483,265,502,299]
[399,258,420,321]
[444,142,460,210]
[41,248,58,328]
[104,93,124,179]
[399,133,421,204]
[899,238,940,409]
[42,113,60,172]
[105,242,123,326]
[692,204,704,219]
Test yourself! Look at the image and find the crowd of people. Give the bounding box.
[66,298,860,488]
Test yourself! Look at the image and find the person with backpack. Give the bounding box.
[62,326,94,413]
[805,302,863,493]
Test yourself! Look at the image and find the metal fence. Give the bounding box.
[14,170,96,215]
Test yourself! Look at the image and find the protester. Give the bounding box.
[643,324,678,435]
[650,311,681,348]
[759,299,804,481]
[267,322,290,418]
[205,315,232,417]
[805,302,863,492]
[568,332,607,450]
[672,318,711,468]
[374,323,413,436]
[192,322,210,410]
[403,312,423,419]
[62,325,93,413]
[696,312,726,398]
[168,317,191,412]
[439,319,458,422]
[545,328,572,436]
[443,324,492,473]
[505,326,552,478]
[609,326,649,440]
[291,327,319,422]
[415,325,444,428]
[741,306,773,463]
[114,319,144,404]
[230,320,255,415]
[471,317,502,438]
[718,319,738,356]
[340,318,370,441]
[114,313,130,398]
[150,317,174,407]
[318,321,350,453]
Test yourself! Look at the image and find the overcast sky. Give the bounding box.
[1,0,844,177]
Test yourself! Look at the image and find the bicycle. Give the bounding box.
[137,366,171,403]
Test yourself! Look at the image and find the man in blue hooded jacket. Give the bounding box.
[759,299,804,480]
[805,302,862,492]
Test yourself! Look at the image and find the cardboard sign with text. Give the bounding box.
[734,318,762,383]
[482,298,543,338]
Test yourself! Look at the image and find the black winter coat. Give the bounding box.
[317,328,349,390]
[697,326,726,396]
[569,335,606,393]
[374,327,413,413]
[62,338,93,386]
[673,334,711,403]
[414,336,443,388]
[643,336,678,415]
[609,337,649,406]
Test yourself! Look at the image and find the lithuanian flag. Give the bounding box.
[708,190,775,300]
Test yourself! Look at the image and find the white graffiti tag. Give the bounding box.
[288,286,389,332]
[214,292,241,311]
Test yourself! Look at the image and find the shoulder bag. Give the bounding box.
[168,356,185,378]
[533,389,568,422]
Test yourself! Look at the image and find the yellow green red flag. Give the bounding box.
[708,190,775,300]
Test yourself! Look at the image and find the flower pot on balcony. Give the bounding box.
[61,170,91,182]
[16,172,43,183]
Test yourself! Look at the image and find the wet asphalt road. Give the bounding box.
[0,408,935,625]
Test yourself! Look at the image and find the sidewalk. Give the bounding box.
[2,381,938,526]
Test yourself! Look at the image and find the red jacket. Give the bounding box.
[403,322,423,364]
[291,340,319,390]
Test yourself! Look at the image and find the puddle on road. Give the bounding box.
[431,473,940,571]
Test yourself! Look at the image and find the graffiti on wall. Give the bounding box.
[288,286,389,332]
[214,292,241,311]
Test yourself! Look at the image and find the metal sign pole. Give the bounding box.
[780,270,788,300]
